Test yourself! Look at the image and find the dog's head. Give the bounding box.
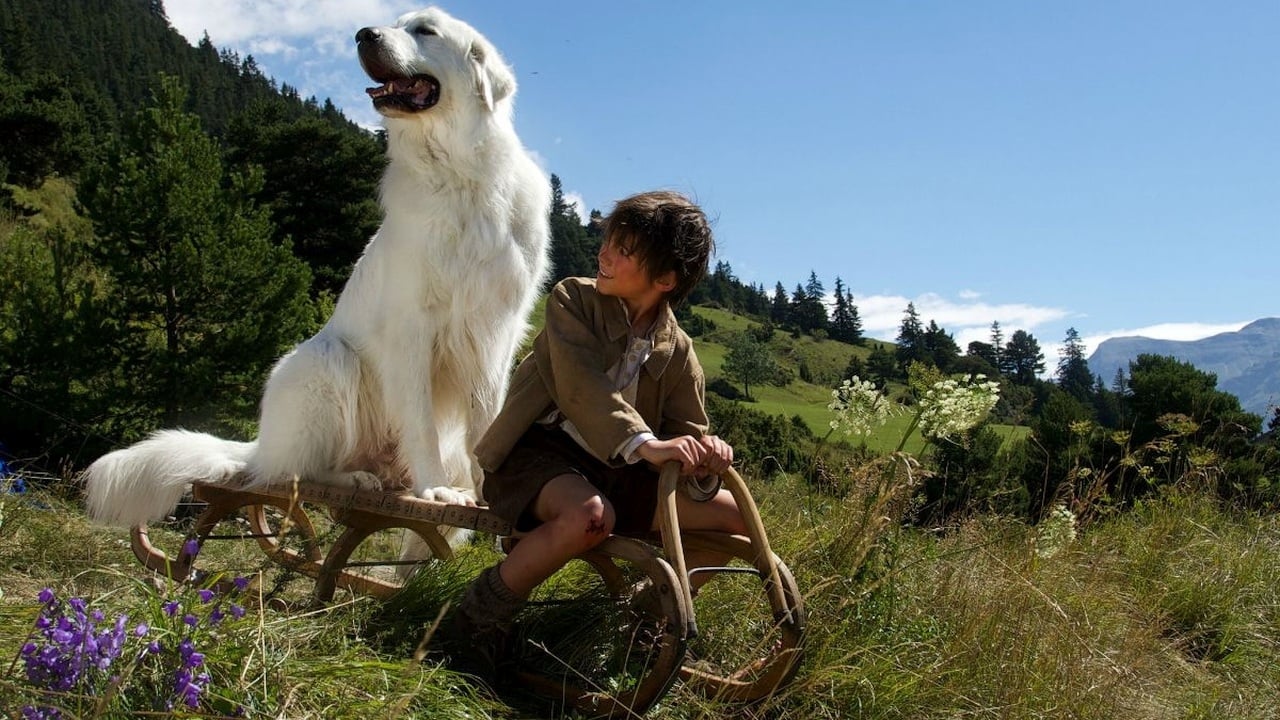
[356,7,515,121]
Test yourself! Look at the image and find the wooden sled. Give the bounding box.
[128,463,805,717]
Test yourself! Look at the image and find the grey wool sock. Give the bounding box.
[459,564,525,627]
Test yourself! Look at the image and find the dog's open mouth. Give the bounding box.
[365,75,440,113]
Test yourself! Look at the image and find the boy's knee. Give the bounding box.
[557,496,615,550]
[579,496,615,537]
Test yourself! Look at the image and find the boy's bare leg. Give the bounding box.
[452,473,616,679]
[498,473,616,597]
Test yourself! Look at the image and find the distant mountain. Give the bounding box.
[1088,318,1280,418]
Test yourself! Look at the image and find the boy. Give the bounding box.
[455,190,746,677]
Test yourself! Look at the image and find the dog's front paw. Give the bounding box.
[424,486,476,507]
[324,470,385,491]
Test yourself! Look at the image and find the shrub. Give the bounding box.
[706,395,814,477]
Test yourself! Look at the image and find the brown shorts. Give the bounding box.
[482,424,660,535]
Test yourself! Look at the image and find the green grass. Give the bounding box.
[3,470,1279,718]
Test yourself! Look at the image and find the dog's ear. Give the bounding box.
[469,39,515,111]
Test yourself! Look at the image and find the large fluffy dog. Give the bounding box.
[84,7,550,535]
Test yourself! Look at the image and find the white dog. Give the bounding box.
[84,7,550,537]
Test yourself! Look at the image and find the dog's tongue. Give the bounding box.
[366,77,435,102]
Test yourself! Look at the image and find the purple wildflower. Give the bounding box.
[197,589,216,603]
[229,604,245,620]
[232,576,250,591]
[182,613,199,628]
[37,587,55,604]
[178,637,205,667]
[181,538,201,558]
[162,601,180,617]
[173,668,211,708]
[171,639,211,709]
[20,591,129,699]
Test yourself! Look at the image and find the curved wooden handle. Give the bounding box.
[657,462,791,634]
[719,467,788,618]
[656,462,697,638]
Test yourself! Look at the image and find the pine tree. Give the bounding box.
[804,271,825,301]
[788,283,807,330]
[846,291,863,344]
[80,75,314,430]
[829,277,863,345]
[0,202,118,463]
[789,272,828,333]
[770,282,790,325]
[867,344,899,383]
[923,319,960,371]
[547,173,595,284]
[1055,327,1095,402]
[895,302,926,370]
[224,102,384,296]
[989,321,1005,375]
[1004,329,1045,385]
[0,68,92,186]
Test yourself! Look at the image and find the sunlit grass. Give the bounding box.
[2,471,1278,717]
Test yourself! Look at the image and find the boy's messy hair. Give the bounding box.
[601,190,714,308]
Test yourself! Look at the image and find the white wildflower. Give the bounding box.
[828,376,898,437]
[916,374,1001,441]
[1035,503,1078,558]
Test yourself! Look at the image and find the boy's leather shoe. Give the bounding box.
[448,610,516,687]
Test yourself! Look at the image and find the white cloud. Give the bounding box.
[163,1,410,46]
[525,149,550,174]
[1079,321,1250,347]
[853,291,1070,344]
[563,192,589,222]
[246,37,298,59]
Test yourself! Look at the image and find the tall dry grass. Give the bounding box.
[2,465,1278,718]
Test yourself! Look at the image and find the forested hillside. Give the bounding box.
[2,0,1278,528]
[0,0,388,467]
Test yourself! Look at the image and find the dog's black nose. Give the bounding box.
[355,27,381,44]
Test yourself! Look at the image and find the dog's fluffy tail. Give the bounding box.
[83,429,255,528]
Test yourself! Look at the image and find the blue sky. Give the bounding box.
[161,1,1277,370]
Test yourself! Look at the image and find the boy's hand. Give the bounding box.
[636,436,704,475]
[693,434,733,477]
[636,435,734,477]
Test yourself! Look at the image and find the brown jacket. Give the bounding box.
[475,277,708,472]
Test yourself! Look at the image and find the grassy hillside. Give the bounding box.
[688,306,1027,453]
[517,299,1025,455]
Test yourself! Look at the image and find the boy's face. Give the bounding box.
[596,235,673,307]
